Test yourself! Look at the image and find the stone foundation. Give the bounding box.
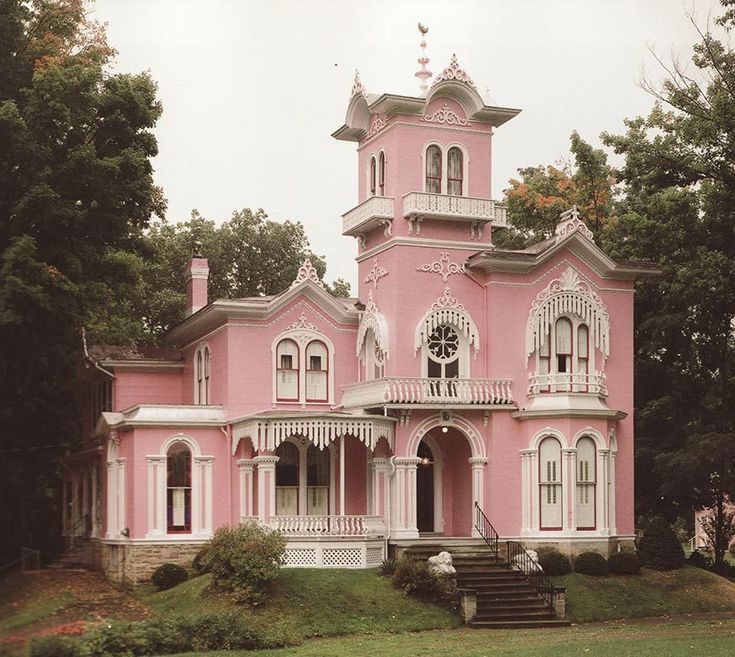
[101,541,206,584]
[521,536,635,558]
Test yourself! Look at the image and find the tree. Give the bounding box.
[0,0,164,562]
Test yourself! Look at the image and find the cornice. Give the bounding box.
[356,237,491,263]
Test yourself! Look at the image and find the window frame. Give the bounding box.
[539,436,563,531]
[447,146,463,196]
[166,442,192,534]
[575,436,597,531]
[194,344,211,405]
[422,142,469,196]
[276,339,301,402]
[305,339,329,403]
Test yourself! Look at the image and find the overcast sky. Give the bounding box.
[93,0,720,288]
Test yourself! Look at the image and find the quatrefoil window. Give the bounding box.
[428,325,459,362]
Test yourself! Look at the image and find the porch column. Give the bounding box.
[608,450,617,534]
[237,459,256,521]
[194,456,214,536]
[372,457,391,531]
[562,448,576,531]
[469,457,488,538]
[520,449,534,534]
[105,460,117,538]
[339,434,345,516]
[392,457,421,539]
[254,454,279,525]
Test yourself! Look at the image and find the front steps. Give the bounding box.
[397,538,570,629]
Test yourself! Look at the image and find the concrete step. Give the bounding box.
[469,619,572,629]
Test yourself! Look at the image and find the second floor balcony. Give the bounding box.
[342,376,515,410]
[528,372,608,396]
[342,196,395,243]
[402,192,508,236]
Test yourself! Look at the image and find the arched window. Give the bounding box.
[369,156,377,196]
[576,437,596,529]
[447,147,463,196]
[195,346,210,404]
[306,445,330,515]
[555,317,572,375]
[167,443,191,533]
[275,442,299,515]
[425,145,442,194]
[533,317,593,393]
[539,437,562,530]
[426,324,460,379]
[378,152,386,196]
[305,340,328,401]
[276,339,299,401]
[577,324,589,384]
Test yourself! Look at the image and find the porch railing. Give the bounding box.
[505,540,557,608]
[528,372,607,396]
[473,501,500,560]
[271,515,386,537]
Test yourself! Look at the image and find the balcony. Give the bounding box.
[342,377,514,410]
[341,196,395,242]
[270,514,386,537]
[402,192,508,237]
[528,372,607,396]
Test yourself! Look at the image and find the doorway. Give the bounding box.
[416,440,435,533]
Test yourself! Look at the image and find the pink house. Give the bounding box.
[64,53,656,583]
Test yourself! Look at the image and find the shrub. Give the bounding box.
[29,636,82,657]
[191,546,210,574]
[536,548,572,575]
[729,543,735,557]
[637,517,685,570]
[151,562,188,591]
[379,557,397,577]
[686,550,712,570]
[201,522,286,605]
[608,551,641,575]
[573,551,609,575]
[391,557,454,602]
[711,561,735,579]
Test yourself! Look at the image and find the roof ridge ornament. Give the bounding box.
[291,259,323,288]
[555,206,594,243]
[415,22,432,93]
[351,69,368,100]
[432,53,476,89]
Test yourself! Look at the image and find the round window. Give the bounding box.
[427,325,459,362]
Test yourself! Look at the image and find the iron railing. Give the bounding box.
[506,540,556,607]
[64,513,91,549]
[473,501,500,560]
[0,547,41,575]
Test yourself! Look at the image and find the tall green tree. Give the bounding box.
[0,0,164,561]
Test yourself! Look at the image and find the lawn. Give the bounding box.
[156,616,735,657]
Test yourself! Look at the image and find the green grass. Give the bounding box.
[554,565,735,623]
[0,573,74,632]
[156,618,735,657]
[139,568,458,644]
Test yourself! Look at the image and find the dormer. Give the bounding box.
[334,42,521,251]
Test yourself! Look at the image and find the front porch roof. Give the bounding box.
[230,410,395,454]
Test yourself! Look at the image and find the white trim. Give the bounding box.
[420,139,470,197]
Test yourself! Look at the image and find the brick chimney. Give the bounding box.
[185,241,209,317]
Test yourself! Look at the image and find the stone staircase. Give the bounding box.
[398,539,570,629]
[49,537,93,570]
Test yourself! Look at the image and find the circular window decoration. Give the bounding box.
[428,325,459,361]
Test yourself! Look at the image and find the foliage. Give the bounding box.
[390,557,455,602]
[378,557,397,577]
[608,551,641,575]
[28,635,81,657]
[200,522,286,605]
[150,563,188,591]
[637,518,685,570]
[699,506,735,567]
[536,548,572,575]
[191,547,210,575]
[711,560,735,579]
[686,550,712,570]
[573,551,610,576]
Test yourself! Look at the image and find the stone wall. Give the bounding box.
[523,536,635,558]
[101,542,206,584]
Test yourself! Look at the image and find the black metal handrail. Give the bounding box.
[506,540,556,608]
[473,501,499,559]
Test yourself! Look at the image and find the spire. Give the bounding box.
[415,22,432,93]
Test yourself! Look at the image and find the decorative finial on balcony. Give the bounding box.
[555,206,594,243]
[415,23,432,93]
[351,69,367,100]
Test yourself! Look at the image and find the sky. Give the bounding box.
[92,0,720,289]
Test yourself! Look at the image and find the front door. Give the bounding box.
[416,441,435,532]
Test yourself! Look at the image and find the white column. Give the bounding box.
[562,448,576,531]
[392,457,420,539]
[195,456,215,536]
[339,435,346,516]
[608,450,617,534]
[237,459,256,520]
[90,464,98,537]
[254,455,279,525]
[146,456,166,537]
[116,458,126,535]
[469,457,488,538]
[106,461,117,538]
[298,445,308,516]
[372,458,391,522]
[520,449,534,534]
[598,448,610,532]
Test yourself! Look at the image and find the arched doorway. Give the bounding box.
[416,440,435,533]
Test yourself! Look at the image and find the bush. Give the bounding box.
[151,562,188,591]
[391,557,454,602]
[379,557,397,577]
[29,636,82,657]
[711,560,735,579]
[191,546,210,574]
[608,551,641,575]
[729,543,735,557]
[686,550,712,570]
[637,517,685,570]
[536,548,572,575]
[201,522,286,605]
[573,551,610,575]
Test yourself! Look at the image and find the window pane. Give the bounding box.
[539,437,562,529]
[447,148,463,196]
[379,152,385,195]
[277,339,299,400]
[578,325,589,358]
[370,157,376,194]
[555,318,572,355]
[309,355,322,370]
[426,146,441,193]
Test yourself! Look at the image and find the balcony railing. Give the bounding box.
[403,192,508,227]
[342,196,394,237]
[271,515,386,537]
[528,372,607,396]
[342,377,514,409]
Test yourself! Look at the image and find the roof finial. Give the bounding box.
[351,69,367,100]
[415,22,432,93]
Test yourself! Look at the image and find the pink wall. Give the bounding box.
[114,370,183,412]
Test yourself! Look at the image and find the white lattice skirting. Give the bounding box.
[282,538,385,568]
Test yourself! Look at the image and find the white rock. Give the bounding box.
[428,550,456,575]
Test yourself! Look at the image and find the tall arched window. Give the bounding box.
[577,324,589,390]
[425,145,442,194]
[555,317,573,375]
[167,443,191,533]
[426,324,460,379]
[305,340,328,401]
[195,346,210,404]
[276,339,299,401]
[378,152,386,196]
[275,442,299,515]
[447,147,463,196]
[306,445,330,515]
[576,437,596,529]
[539,437,562,530]
[369,156,377,196]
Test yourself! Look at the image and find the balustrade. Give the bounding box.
[528,372,607,395]
[270,514,385,537]
[342,196,394,236]
[402,192,507,226]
